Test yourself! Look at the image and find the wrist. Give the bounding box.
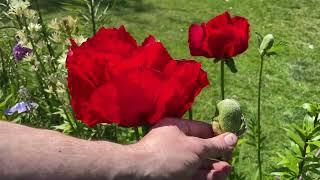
[111,144,152,180]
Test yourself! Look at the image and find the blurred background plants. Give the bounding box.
[0,0,319,179]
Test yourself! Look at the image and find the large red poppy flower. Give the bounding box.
[67,26,209,127]
[188,11,250,59]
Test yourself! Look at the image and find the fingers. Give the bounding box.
[196,133,238,159]
[192,169,228,180]
[155,118,214,138]
[200,160,231,172]
[196,160,231,180]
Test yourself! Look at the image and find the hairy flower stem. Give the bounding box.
[257,55,264,180]
[88,0,97,35]
[15,15,24,30]
[33,0,57,71]
[221,60,225,100]
[21,15,48,75]
[188,108,193,120]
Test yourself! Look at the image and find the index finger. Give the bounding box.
[157,118,215,138]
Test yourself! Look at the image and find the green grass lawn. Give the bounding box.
[9,0,320,178]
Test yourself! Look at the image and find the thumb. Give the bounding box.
[200,133,238,159]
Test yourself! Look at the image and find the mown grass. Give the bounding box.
[5,0,320,178]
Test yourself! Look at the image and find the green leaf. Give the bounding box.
[284,128,305,149]
[307,141,320,147]
[255,32,263,48]
[292,124,307,139]
[265,41,287,57]
[302,103,318,116]
[311,135,320,141]
[225,58,238,73]
[0,93,12,109]
[310,125,320,137]
[303,115,315,133]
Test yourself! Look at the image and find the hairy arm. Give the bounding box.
[0,121,146,180]
[0,119,236,180]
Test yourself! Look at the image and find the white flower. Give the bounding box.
[57,53,67,67]
[56,81,66,94]
[28,23,42,32]
[15,30,28,44]
[74,35,87,45]
[50,32,62,43]
[23,53,34,63]
[24,9,38,20]
[8,0,30,16]
[48,18,60,30]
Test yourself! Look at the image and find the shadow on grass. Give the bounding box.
[32,0,154,14]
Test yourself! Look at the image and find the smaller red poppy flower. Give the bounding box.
[188,11,250,59]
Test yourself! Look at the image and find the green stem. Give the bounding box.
[33,0,57,72]
[134,127,140,141]
[257,55,264,180]
[298,114,319,179]
[63,107,77,135]
[88,0,97,35]
[114,125,118,142]
[33,0,55,57]
[15,15,23,30]
[221,60,225,100]
[142,126,150,136]
[0,26,17,30]
[0,48,8,84]
[188,108,193,120]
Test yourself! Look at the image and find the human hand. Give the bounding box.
[130,118,238,180]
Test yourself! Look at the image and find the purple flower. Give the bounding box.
[12,43,32,61]
[4,101,38,116]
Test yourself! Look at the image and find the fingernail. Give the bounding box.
[224,133,238,146]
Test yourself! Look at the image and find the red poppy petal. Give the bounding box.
[67,66,96,121]
[165,60,209,116]
[207,11,232,29]
[74,26,138,58]
[109,41,172,77]
[188,24,210,57]
[83,69,164,127]
[193,11,249,59]
[231,16,250,55]
[142,35,157,46]
[147,60,209,124]
[204,27,234,58]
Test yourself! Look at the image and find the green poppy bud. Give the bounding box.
[212,99,243,134]
[259,34,274,55]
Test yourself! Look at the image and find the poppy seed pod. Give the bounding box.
[212,99,243,134]
[259,34,274,55]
